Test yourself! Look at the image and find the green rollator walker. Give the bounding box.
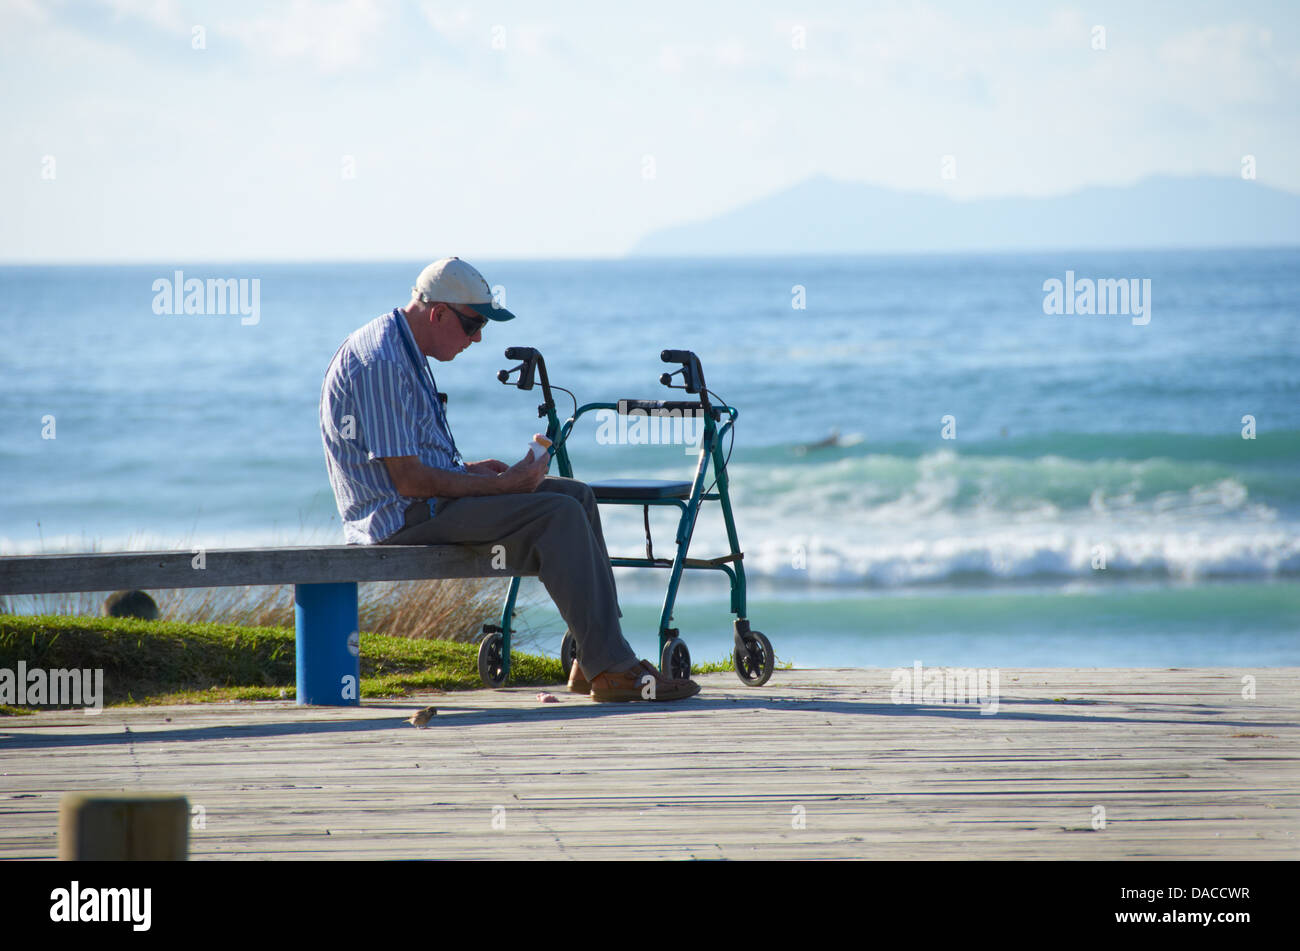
[476,347,774,689]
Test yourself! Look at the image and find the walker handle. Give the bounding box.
[498,347,557,420]
[498,347,540,389]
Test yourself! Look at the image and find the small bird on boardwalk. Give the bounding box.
[406,706,437,728]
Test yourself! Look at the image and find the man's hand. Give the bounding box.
[383,450,548,499]
[464,459,509,475]
[494,450,549,494]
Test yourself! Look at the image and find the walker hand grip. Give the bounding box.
[661,349,692,364]
[618,399,721,421]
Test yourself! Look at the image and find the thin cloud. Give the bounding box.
[216,0,389,73]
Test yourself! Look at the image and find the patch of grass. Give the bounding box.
[693,653,796,675]
[0,614,767,711]
[137,685,293,706]
[0,614,563,710]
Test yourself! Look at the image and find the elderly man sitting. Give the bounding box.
[318,256,700,702]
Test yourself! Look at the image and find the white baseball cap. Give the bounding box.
[412,256,516,321]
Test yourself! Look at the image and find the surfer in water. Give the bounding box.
[796,428,842,454]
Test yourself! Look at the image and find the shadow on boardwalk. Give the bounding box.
[2,692,1292,750]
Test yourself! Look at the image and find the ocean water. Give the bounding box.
[2,251,1297,665]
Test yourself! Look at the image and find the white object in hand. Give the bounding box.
[528,434,552,462]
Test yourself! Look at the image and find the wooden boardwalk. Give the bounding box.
[1,669,1296,860]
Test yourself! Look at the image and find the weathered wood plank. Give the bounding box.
[0,545,532,594]
[0,668,1296,860]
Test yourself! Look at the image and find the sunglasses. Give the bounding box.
[443,304,489,337]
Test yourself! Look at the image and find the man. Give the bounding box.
[319,256,700,702]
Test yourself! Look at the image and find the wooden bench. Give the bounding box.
[0,545,530,706]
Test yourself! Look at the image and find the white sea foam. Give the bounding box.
[0,527,335,558]
[735,528,1300,586]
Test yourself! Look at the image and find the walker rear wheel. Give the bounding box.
[734,631,774,686]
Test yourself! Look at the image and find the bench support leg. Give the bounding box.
[294,582,360,707]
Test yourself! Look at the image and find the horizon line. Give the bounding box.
[3,243,1299,268]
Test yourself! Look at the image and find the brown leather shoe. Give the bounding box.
[567,662,591,695]
[589,659,701,702]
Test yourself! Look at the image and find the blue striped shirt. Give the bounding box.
[320,309,464,544]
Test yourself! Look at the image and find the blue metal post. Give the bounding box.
[294,582,360,706]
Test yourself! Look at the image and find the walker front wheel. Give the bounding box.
[661,637,692,680]
[734,631,774,686]
[560,630,578,679]
[477,631,507,687]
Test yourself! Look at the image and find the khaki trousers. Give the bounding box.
[382,477,636,678]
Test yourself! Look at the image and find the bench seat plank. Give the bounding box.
[0,545,525,595]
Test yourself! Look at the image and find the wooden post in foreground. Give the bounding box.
[59,792,189,860]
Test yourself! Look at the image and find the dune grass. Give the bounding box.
[1,577,515,642]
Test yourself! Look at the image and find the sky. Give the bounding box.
[1,0,1298,261]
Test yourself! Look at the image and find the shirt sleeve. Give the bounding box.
[352,358,423,461]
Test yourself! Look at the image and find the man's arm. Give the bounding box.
[463,459,510,476]
[383,452,548,499]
